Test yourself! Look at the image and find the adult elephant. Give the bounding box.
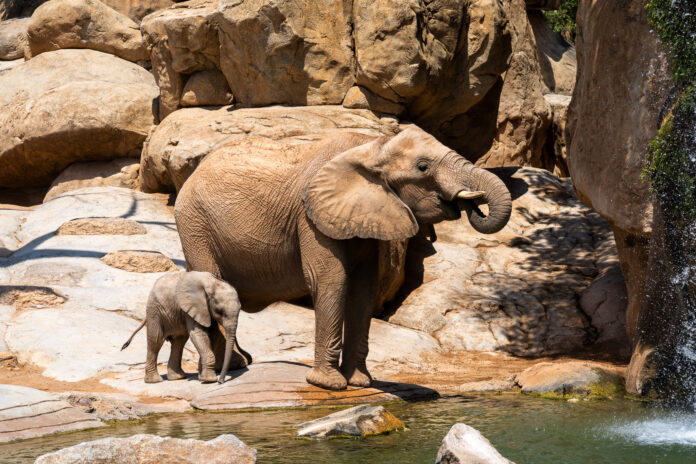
[174,126,512,390]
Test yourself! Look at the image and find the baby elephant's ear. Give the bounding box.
[176,273,211,327]
[303,141,418,241]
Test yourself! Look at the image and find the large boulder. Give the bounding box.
[139,105,400,192]
[0,17,29,60]
[26,0,147,62]
[565,0,671,349]
[515,361,625,398]
[386,167,625,356]
[140,0,220,119]
[102,0,178,22]
[217,0,353,107]
[0,49,158,188]
[0,384,104,442]
[180,69,234,107]
[528,11,576,96]
[44,158,140,202]
[34,434,257,464]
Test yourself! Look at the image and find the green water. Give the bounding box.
[3,396,696,463]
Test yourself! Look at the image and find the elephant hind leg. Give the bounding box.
[167,335,188,381]
[145,322,165,384]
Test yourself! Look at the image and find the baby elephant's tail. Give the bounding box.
[121,320,146,351]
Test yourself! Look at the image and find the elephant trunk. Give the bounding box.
[217,325,236,384]
[442,155,512,234]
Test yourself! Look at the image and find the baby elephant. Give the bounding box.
[121,271,249,384]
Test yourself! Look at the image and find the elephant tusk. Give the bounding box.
[456,190,486,200]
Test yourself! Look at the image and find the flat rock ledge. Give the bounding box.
[100,250,178,272]
[0,385,104,443]
[34,433,257,464]
[294,404,404,439]
[436,423,514,464]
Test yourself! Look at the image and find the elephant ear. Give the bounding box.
[175,273,211,327]
[303,141,418,241]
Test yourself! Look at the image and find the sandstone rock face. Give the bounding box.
[436,423,514,464]
[2,187,187,382]
[217,0,353,107]
[566,0,671,347]
[342,86,405,116]
[140,0,220,119]
[102,0,177,22]
[543,93,571,177]
[26,0,148,62]
[180,69,233,107]
[0,49,158,188]
[387,167,624,356]
[140,105,400,192]
[515,361,624,397]
[294,404,404,439]
[44,158,140,202]
[0,17,28,60]
[34,434,257,464]
[0,385,104,443]
[475,0,552,170]
[529,11,576,96]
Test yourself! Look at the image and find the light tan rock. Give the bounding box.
[217,0,353,107]
[294,404,404,439]
[141,0,220,119]
[139,105,400,192]
[386,168,620,356]
[0,57,21,75]
[354,0,513,156]
[459,379,515,393]
[436,424,514,464]
[529,11,576,96]
[475,0,552,170]
[0,49,158,188]
[34,434,257,464]
[0,17,28,60]
[543,93,571,177]
[102,0,177,22]
[180,69,233,107]
[515,361,624,397]
[101,250,178,272]
[342,86,405,116]
[566,0,671,371]
[0,385,104,443]
[44,158,140,202]
[26,0,147,62]
[57,218,147,236]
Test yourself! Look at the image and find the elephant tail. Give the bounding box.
[121,320,146,351]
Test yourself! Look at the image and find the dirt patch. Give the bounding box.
[57,217,147,236]
[101,251,178,273]
[0,359,120,393]
[0,286,67,311]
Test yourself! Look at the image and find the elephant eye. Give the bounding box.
[417,162,428,172]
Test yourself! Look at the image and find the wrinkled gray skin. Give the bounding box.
[121,271,250,384]
[175,126,512,390]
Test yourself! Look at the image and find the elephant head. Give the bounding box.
[303,125,512,240]
[175,272,242,383]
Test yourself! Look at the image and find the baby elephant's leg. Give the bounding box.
[145,321,164,384]
[187,319,217,383]
[167,335,188,380]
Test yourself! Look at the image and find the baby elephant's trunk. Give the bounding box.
[218,324,237,383]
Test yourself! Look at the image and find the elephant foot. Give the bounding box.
[144,372,163,384]
[199,368,217,383]
[341,364,372,388]
[167,367,186,381]
[306,366,347,391]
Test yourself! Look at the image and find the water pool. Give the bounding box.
[3,395,696,463]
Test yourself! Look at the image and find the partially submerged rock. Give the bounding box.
[436,423,514,464]
[459,378,515,393]
[34,434,257,464]
[0,49,158,188]
[26,0,148,62]
[294,404,404,439]
[0,384,104,443]
[514,361,625,398]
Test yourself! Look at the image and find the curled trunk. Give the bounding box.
[463,166,512,234]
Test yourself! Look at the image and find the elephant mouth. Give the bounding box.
[438,196,462,220]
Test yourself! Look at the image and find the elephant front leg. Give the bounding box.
[341,254,378,388]
[187,320,217,383]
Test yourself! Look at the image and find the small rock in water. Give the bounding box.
[294,404,404,439]
[436,423,514,464]
[514,361,624,398]
[34,433,256,464]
